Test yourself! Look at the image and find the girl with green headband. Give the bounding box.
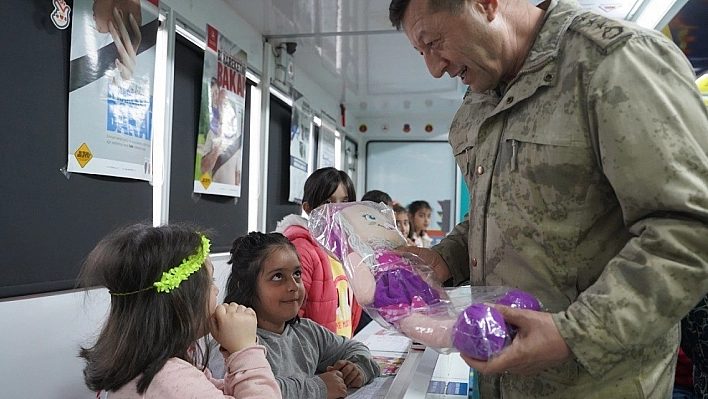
[78,223,281,398]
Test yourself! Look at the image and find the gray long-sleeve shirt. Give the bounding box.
[257,318,380,399]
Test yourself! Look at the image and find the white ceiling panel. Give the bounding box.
[223,0,689,120]
[366,33,461,96]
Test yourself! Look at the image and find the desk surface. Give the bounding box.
[353,323,471,399]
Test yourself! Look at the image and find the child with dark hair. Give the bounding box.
[225,232,379,399]
[408,200,433,248]
[393,203,416,246]
[274,167,362,338]
[361,190,393,207]
[354,189,395,335]
[78,223,280,398]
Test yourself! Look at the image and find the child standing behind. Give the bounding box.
[225,232,380,399]
[393,203,416,246]
[275,167,362,338]
[78,223,281,398]
[408,200,433,248]
[361,189,393,207]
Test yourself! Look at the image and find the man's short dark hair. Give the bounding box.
[389,0,413,30]
[389,0,466,30]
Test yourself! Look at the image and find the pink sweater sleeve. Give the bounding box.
[218,345,282,398]
[126,346,280,398]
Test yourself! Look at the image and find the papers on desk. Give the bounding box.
[372,354,406,377]
[362,328,411,377]
[362,329,412,354]
[426,353,476,398]
[347,376,394,399]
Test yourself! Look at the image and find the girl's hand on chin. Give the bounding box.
[210,303,258,355]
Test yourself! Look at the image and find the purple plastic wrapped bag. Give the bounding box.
[453,303,510,360]
[496,289,541,310]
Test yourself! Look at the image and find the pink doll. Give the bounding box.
[309,201,541,360]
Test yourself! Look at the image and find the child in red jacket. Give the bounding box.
[275,167,362,337]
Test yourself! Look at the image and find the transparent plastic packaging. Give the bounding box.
[309,201,542,360]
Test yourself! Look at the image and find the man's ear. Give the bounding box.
[475,0,499,21]
[302,202,312,215]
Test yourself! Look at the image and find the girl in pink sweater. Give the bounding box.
[78,223,281,399]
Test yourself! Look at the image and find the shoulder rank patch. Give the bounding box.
[569,12,634,54]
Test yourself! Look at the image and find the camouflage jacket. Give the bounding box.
[434,0,708,397]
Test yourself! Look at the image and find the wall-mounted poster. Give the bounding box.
[288,89,313,203]
[193,25,247,197]
[317,113,336,169]
[67,0,159,180]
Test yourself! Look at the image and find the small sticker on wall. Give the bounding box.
[50,0,71,30]
[425,124,434,133]
[403,123,411,133]
[359,124,368,133]
[200,173,212,189]
[74,143,93,168]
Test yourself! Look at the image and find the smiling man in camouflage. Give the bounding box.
[389,0,708,397]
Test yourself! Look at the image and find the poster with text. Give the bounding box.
[67,0,159,180]
[193,25,247,197]
[317,113,336,168]
[289,89,313,203]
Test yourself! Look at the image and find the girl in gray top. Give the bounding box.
[225,232,380,399]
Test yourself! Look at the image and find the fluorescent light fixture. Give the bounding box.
[632,0,688,29]
[270,86,293,106]
[635,0,676,28]
[313,115,322,126]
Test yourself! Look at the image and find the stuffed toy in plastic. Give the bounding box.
[309,201,541,360]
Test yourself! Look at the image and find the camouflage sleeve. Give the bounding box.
[432,214,471,286]
[553,34,708,378]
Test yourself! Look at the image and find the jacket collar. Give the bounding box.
[274,214,308,233]
[523,0,581,71]
[464,0,584,112]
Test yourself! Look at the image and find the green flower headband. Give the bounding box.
[110,234,211,296]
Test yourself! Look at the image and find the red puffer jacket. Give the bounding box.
[276,214,361,336]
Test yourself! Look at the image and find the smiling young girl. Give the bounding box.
[225,232,380,399]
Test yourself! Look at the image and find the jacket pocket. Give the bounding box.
[500,129,596,216]
[495,131,598,289]
[451,135,478,189]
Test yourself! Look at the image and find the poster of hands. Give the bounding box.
[67,0,159,180]
[193,25,247,198]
